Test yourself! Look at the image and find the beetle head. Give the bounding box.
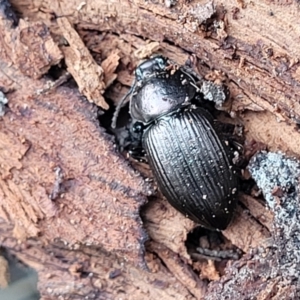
[131,61,197,124]
[135,56,168,82]
[111,55,196,127]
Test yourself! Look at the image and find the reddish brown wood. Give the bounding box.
[1,0,300,299]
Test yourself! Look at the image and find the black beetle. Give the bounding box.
[112,56,238,230]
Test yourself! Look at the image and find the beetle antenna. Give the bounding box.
[111,82,136,128]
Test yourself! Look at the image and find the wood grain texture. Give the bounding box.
[1,0,300,299]
[0,57,151,267]
[11,0,300,124]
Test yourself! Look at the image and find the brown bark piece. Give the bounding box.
[0,52,151,268]
[134,41,161,59]
[239,194,273,231]
[195,260,220,281]
[223,205,271,253]
[0,220,195,300]
[0,8,62,79]
[57,17,108,109]
[143,197,195,261]
[101,49,120,87]
[244,110,300,157]
[149,241,207,299]
[0,129,30,179]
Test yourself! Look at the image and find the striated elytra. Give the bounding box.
[112,56,238,230]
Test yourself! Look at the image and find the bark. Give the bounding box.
[0,0,300,299]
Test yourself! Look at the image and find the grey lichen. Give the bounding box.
[200,80,227,106]
[206,152,300,299]
[248,151,300,282]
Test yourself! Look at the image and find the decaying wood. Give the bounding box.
[0,5,62,79]
[0,55,152,267]
[57,17,108,109]
[1,0,300,299]
[0,220,197,299]
[11,0,300,126]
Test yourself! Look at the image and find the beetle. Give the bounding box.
[112,55,239,230]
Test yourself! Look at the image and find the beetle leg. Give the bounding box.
[182,54,204,81]
[112,120,148,162]
[212,120,245,171]
[192,247,241,261]
[128,147,147,163]
[128,122,148,162]
[111,81,137,129]
[214,121,244,150]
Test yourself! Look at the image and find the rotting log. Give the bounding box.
[0,0,300,299]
